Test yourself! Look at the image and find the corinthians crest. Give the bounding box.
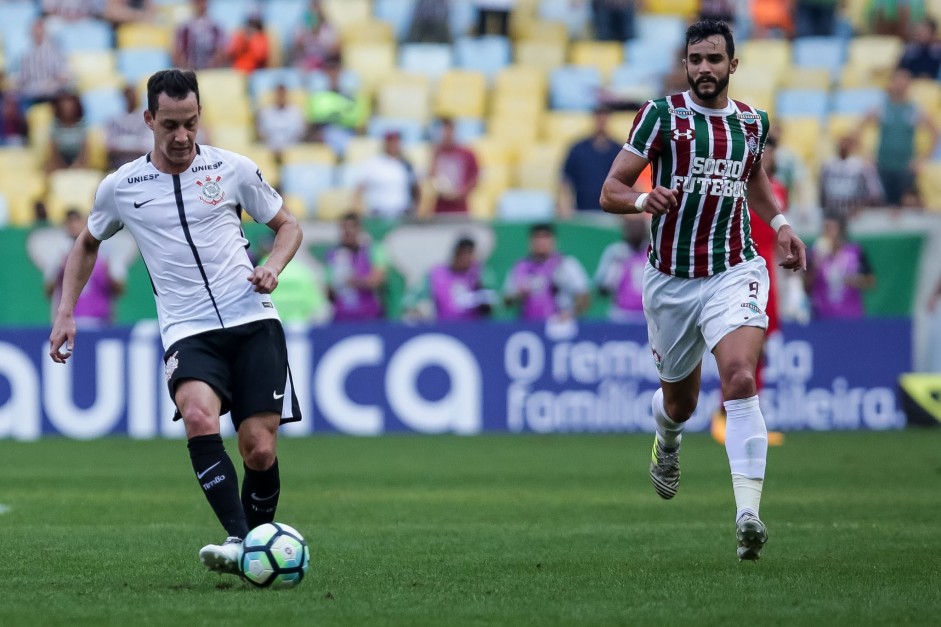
[196,175,225,205]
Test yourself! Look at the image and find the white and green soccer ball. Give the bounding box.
[239,522,310,589]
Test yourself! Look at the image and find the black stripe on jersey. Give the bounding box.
[172,174,224,327]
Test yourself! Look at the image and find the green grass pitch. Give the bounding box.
[1,431,939,626]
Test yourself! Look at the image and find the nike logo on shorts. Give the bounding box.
[273,391,285,399]
[196,461,221,479]
[134,198,157,208]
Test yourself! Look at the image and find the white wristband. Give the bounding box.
[770,214,789,233]
[634,192,649,212]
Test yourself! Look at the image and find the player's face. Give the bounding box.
[145,92,199,171]
[684,35,736,103]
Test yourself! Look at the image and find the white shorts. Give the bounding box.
[643,256,769,382]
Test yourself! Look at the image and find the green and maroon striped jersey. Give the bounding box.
[625,91,771,278]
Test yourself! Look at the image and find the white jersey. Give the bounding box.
[87,144,284,348]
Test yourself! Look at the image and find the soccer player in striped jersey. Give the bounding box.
[600,19,806,561]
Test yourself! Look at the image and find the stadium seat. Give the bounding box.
[779,117,825,170]
[454,36,511,81]
[26,102,54,156]
[315,187,355,221]
[830,88,886,116]
[0,170,44,226]
[624,39,679,76]
[373,0,417,41]
[241,143,280,188]
[738,39,791,79]
[497,189,555,221]
[207,125,253,151]
[909,79,941,117]
[117,48,172,85]
[322,0,373,34]
[280,163,336,218]
[81,86,126,127]
[197,69,250,126]
[281,143,338,167]
[776,89,829,120]
[366,117,425,144]
[570,41,623,80]
[0,192,12,229]
[377,74,431,121]
[46,169,105,223]
[448,0,476,38]
[550,66,602,111]
[494,64,548,101]
[399,43,453,80]
[50,18,113,53]
[115,22,173,50]
[917,161,941,210]
[248,68,305,103]
[487,114,540,158]
[69,51,120,92]
[208,0,255,34]
[609,64,664,102]
[538,0,590,38]
[515,40,567,74]
[307,67,362,95]
[340,19,396,45]
[514,143,566,192]
[263,0,308,48]
[516,20,570,45]
[792,36,846,79]
[541,111,592,147]
[635,14,687,49]
[779,67,832,91]
[434,70,487,119]
[342,41,397,94]
[847,36,904,76]
[344,136,382,164]
[0,1,38,70]
[827,113,878,158]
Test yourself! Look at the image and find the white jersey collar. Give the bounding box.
[683,91,735,117]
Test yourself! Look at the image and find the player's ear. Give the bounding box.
[729,57,738,74]
[143,109,154,130]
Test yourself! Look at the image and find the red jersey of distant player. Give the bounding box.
[749,177,786,338]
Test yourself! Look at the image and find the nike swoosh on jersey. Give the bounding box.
[133,198,157,208]
[196,461,221,479]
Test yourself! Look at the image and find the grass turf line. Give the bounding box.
[0,431,939,626]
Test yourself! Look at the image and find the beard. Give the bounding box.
[687,73,730,101]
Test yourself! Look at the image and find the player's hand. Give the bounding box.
[248,265,279,294]
[49,314,76,364]
[643,186,680,215]
[777,226,807,272]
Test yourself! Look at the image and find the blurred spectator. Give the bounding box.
[699,0,736,23]
[45,209,125,328]
[865,68,939,208]
[352,130,419,219]
[290,0,341,71]
[228,13,270,74]
[0,91,29,146]
[927,274,941,372]
[794,0,839,36]
[428,118,479,215]
[751,0,795,37]
[325,212,388,322]
[257,84,306,162]
[46,91,88,173]
[473,0,515,37]
[805,216,876,320]
[428,237,496,321]
[898,18,941,78]
[559,106,622,216]
[503,223,590,321]
[15,17,73,108]
[406,0,453,43]
[868,0,926,37]
[173,0,227,70]
[259,237,330,325]
[306,55,370,155]
[592,0,636,41]
[818,135,884,219]
[105,85,151,170]
[593,215,648,323]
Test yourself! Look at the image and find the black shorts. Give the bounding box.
[163,319,302,429]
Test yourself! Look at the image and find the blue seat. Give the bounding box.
[399,43,453,79]
[367,117,425,144]
[249,68,305,102]
[635,15,686,51]
[307,68,362,95]
[625,39,677,75]
[51,18,113,53]
[0,1,39,68]
[538,0,590,38]
[609,63,664,94]
[207,0,255,34]
[793,36,846,78]
[374,0,417,41]
[449,0,476,38]
[454,36,511,80]
[830,88,886,116]
[263,0,307,47]
[550,66,602,111]
[81,87,126,126]
[775,89,829,119]
[280,163,335,216]
[118,48,172,84]
[497,189,555,221]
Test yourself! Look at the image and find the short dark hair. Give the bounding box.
[147,69,200,114]
[685,18,735,59]
[454,236,475,254]
[530,223,555,236]
[340,211,360,224]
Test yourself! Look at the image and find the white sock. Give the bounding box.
[652,387,683,450]
[724,395,768,521]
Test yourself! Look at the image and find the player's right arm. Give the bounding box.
[49,228,102,363]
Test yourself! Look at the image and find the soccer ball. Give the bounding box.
[239,522,310,589]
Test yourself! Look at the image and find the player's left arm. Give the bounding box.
[249,207,303,294]
[747,165,806,272]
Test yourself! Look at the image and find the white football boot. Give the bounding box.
[199,536,243,575]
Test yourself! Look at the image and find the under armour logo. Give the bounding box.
[672,129,695,141]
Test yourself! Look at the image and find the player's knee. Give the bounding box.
[723,367,757,400]
[242,440,277,471]
[180,404,219,436]
[664,392,698,423]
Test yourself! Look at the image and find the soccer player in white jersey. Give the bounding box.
[48,70,304,575]
[600,19,807,560]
